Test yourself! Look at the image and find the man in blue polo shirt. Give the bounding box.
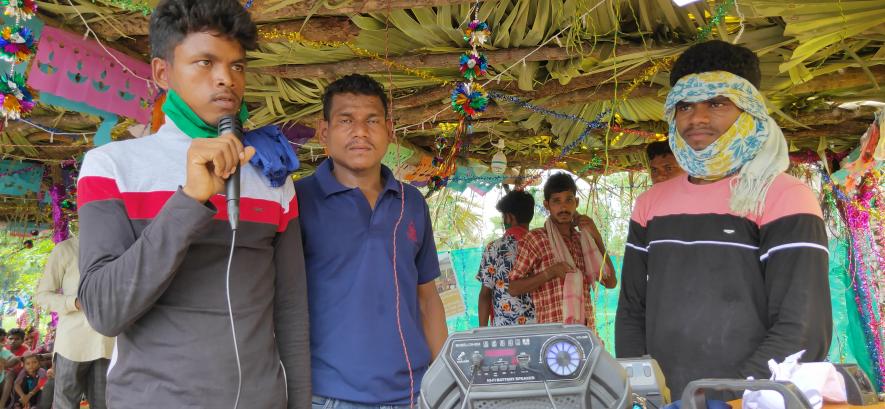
[295,74,448,408]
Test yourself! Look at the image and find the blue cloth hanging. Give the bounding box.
[243,125,300,187]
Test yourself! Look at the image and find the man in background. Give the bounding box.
[36,236,113,409]
[646,140,685,184]
[477,190,536,327]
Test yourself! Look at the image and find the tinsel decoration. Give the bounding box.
[451,82,488,119]
[94,0,152,15]
[0,25,35,63]
[490,91,660,138]
[1,0,36,20]
[697,0,736,42]
[822,168,885,391]
[464,20,491,48]
[459,51,488,81]
[50,184,70,244]
[0,72,35,120]
[258,28,450,85]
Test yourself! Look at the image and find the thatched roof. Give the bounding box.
[7,0,885,182]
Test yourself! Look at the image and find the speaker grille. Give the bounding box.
[472,395,580,409]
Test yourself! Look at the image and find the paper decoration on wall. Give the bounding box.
[468,175,505,195]
[490,139,507,174]
[381,143,414,169]
[0,159,43,195]
[392,162,416,180]
[445,166,476,193]
[28,26,153,123]
[435,253,466,319]
[404,156,437,183]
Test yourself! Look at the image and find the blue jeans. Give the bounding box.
[311,396,413,409]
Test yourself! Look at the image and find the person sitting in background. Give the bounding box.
[476,190,536,327]
[13,354,46,409]
[0,329,18,408]
[21,329,38,354]
[645,140,685,185]
[6,329,29,359]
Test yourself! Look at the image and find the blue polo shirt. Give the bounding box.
[294,159,441,405]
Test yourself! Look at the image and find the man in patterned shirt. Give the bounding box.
[476,190,536,326]
[509,173,617,329]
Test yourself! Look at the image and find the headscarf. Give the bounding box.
[665,71,789,216]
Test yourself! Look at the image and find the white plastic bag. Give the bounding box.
[742,350,847,409]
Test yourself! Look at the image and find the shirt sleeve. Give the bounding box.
[509,234,540,281]
[272,188,311,409]
[739,184,832,378]
[34,241,78,314]
[476,243,496,289]
[615,203,649,358]
[77,149,216,337]
[415,197,441,284]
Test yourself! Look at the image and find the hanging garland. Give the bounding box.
[0,72,34,120]
[822,169,885,390]
[0,0,38,122]
[464,20,491,48]
[459,51,487,81]
[1,0,36,20]
[489,91,662,139]
[697,0,736,42]
[450,82,488,118]
[258,28,450,85]
[0,25,34,63]
[49,184,69,243]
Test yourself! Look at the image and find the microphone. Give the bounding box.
[217,115,243,231]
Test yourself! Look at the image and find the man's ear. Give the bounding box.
[502,213,514,227]
[152,57,170,90]
[316,119,330,147]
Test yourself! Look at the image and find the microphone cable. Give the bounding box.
[226,229,242,409]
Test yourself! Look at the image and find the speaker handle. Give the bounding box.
[680,379,813,409]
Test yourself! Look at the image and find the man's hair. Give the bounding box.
[150,0,258,61]
[544,173,578,201]
[496,191,535,225]
[8,328,24,339]
[322,74,389,121]
[0,328,6,338]
[646,140,675,161]
[670,40,761,88]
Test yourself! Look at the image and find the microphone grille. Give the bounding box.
[217,115,242,136]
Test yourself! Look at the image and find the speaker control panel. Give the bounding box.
[447,331,594,385]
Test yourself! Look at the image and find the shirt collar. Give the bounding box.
[315,159,402,198]
[505,225,529,241]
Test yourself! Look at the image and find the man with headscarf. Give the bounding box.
[615,41,832,399]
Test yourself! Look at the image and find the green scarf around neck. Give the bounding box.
[161,89,249,138]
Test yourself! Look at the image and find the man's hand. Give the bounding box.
[576,215,603,242]
[46,368,54,379]
[74,298,81,311]
[182,134,256,203]
[544,262,572,281]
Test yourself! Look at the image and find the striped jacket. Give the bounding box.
[77,121,310,408]
[615,173,832,399]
